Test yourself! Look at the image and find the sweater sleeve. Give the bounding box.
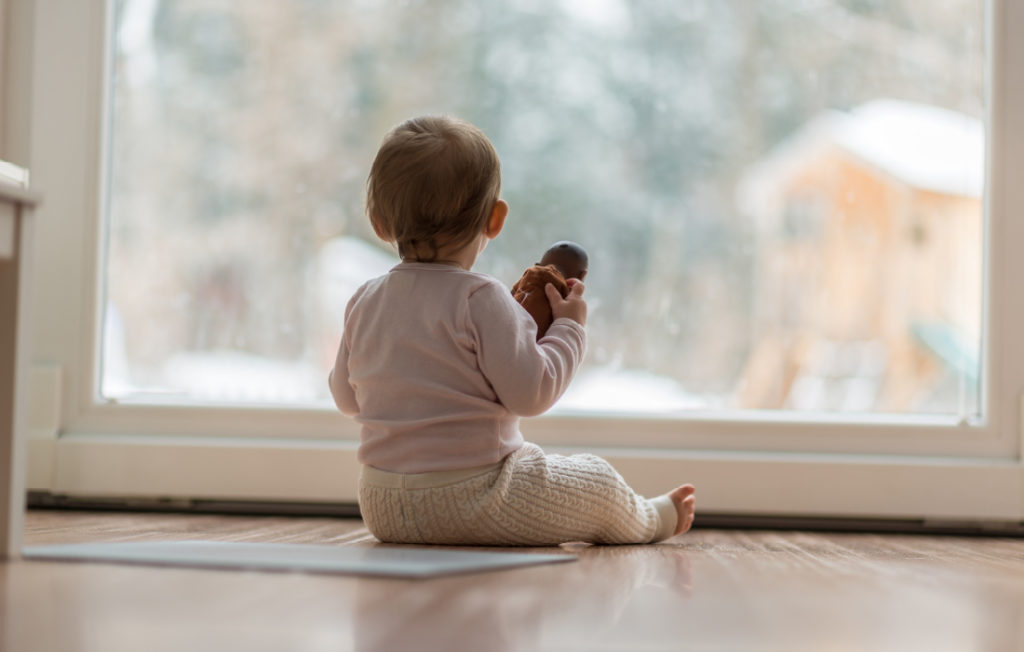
[328,291,361,416]
[468,282,586,417]
[328,343,359,416]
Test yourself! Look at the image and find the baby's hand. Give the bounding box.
[545,280,587,327]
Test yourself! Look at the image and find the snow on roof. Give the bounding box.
[739,99,984,220]
[834,99,983,198]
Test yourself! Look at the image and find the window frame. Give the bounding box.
[14,0,1024,521]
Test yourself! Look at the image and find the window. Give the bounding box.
[16,0,1024,521]
[104,0,984,416]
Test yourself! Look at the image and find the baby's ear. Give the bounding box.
[578,270,588,281]
[484,200,509,239]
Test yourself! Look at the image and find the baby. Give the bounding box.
[512,241,589,338]
[329,115,695,546]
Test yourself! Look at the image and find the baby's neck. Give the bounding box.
[407,234,486,271]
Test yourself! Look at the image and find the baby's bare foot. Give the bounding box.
[668,484,696,536]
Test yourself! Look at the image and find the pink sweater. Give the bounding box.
[329,262,586,473]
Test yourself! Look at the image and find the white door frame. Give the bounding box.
[10,0,1024,522]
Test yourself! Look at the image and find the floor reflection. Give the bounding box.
[352,543,693,651]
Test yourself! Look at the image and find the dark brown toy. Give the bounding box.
[511,241,589,338]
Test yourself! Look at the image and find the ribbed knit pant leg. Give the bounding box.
[359,442,678,546]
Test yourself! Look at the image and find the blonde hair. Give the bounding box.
[367,115,502,262]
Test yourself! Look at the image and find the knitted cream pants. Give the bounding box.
[358,442,678,546]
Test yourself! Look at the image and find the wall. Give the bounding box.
[1,0,32,166]
[0,0,8,156]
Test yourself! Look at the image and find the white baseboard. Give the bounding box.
[30,434,1024,524]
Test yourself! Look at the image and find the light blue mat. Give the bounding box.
[22,541,576,578]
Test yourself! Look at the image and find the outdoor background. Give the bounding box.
[102,0,985,416]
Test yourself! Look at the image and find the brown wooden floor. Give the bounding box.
[4,510,1024,651]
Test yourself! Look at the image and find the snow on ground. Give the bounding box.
[160,351,324,404]
[553,366,705,414]
[110,349,703,413]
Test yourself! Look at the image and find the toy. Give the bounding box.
[511,241,589,338]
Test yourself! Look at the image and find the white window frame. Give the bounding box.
[12,0,1024,522]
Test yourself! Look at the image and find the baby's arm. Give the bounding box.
[469,282,586,417]
[328,341,359,416]
[328,292,362,416]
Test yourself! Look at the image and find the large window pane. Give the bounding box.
[103,0,984,416]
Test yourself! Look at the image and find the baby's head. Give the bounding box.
[540,241,588,281]
[366,115,502,262]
